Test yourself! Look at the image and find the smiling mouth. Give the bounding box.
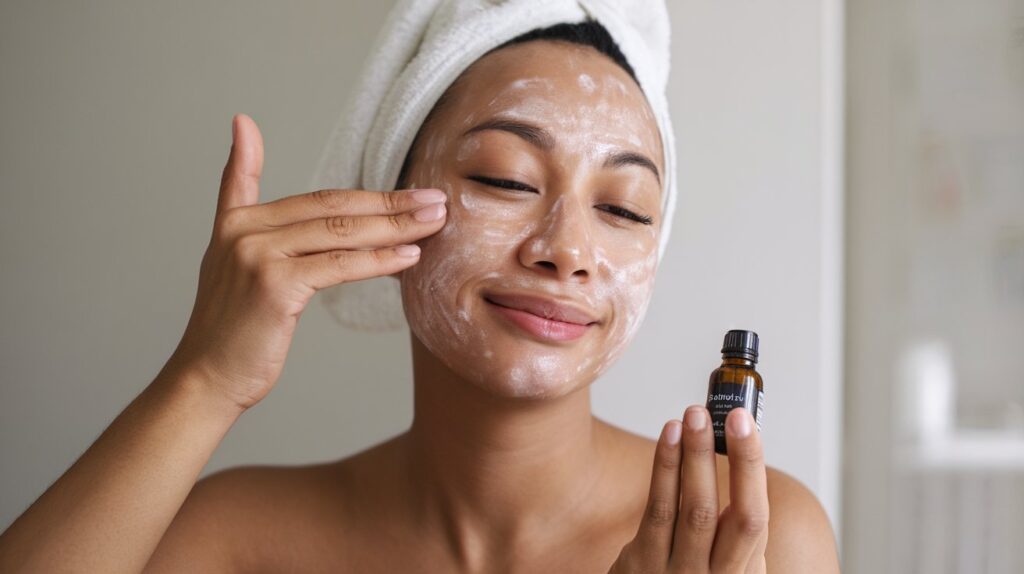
[483,296,597,342]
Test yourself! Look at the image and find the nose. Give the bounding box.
[518,195,596,282]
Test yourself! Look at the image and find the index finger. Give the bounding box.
[626,420,683,571]
[251,188,448,228]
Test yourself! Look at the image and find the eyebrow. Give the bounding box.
[461,117,661,186]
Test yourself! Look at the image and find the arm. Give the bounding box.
[1,112,448,573]
[0,367,244,573]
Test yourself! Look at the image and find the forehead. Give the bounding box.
[433,40,664,169]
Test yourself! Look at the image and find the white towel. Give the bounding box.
[309,0,676,331]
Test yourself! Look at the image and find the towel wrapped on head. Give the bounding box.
[309,0,676,331]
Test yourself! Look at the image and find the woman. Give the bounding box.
[0,11,840,574]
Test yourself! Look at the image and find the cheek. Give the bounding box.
[606,250,658,340]
[581,245,659,377]
[399,178,539,361]
[400,190,477,346]
[399,217,478,381]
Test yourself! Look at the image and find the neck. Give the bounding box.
[400,334,610,565]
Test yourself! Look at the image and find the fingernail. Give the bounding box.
[728,408,752,438]
[411,189,447,204]
[395,244,420,257]
[663,420,682,446]
[684,407,706,431]
[413,203,446,222]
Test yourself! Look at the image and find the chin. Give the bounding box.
[418,314,606,401]
[459,352,595,401]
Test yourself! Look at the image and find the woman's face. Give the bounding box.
[399,39,665,399]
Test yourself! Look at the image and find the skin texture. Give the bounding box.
[397,43,663,400]
[145,40,841,573]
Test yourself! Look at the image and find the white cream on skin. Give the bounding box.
[400,42,664,400]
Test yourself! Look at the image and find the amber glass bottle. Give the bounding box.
[705,330,763,454]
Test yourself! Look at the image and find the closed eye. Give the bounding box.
[468,175,537,193]
[467,175,654,225]
[601,205,654,225]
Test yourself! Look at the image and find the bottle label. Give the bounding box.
[756,389,764,432]
[706,382,762,449]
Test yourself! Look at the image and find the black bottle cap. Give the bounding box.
[721,329,759,362]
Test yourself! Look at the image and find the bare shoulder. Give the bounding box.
[145,462,350,573]
[146,435,409,572]
[742,464,841,573]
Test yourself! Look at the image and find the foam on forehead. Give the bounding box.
[417,43,664,201]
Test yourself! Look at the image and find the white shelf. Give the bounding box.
[896,430,1024,472]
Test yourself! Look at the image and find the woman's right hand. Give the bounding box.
[608,407,770,574]
[163,113,449,412]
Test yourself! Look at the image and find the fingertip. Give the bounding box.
[394,244,421,258]
[412,203,447,222]
[726,407,753,439]
[683,405,709,433]
[232,113,251,140]
[662,419,682,446]
[410,188,448,205]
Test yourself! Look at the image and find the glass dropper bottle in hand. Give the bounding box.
[705,329,764,454]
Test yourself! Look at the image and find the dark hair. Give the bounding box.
[396,19,637,189]
[491,19,638,86]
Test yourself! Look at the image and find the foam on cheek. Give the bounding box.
[591,246,659,376]
[414,196,484,338]
[457,186,533,243]
[402,132,472,354]
[404,140,552,387]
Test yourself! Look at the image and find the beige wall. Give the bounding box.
[0,0,843,542]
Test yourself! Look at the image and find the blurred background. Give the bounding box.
[846,0,1024,572]
[0,1,1020,572]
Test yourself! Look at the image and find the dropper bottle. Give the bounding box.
[705,329,763,454]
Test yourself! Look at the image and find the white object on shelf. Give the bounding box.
[896,338,956,442]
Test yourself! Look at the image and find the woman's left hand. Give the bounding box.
[608,406,769,574]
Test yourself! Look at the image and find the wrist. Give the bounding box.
[153,361,248,423]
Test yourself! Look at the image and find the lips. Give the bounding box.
[483,291,600,343]
[484,292,600,326]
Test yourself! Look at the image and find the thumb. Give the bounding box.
[217,113,264,215]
